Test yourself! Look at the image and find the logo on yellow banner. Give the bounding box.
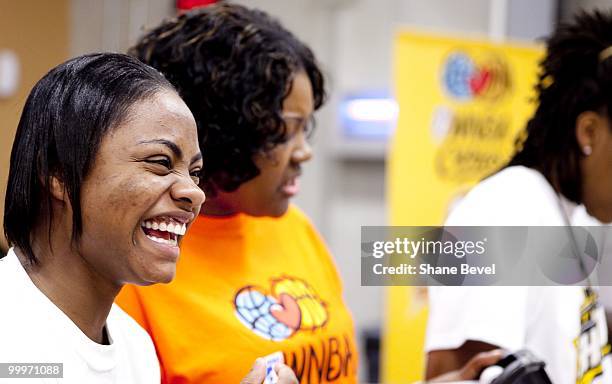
[442,51,511,102]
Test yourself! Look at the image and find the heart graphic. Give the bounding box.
[469,67,491,95]
[270,293,301,330]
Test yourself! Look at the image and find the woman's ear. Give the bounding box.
[575,111,607,156]
[49,174,68,203]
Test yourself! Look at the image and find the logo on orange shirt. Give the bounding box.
[234,276,329,341]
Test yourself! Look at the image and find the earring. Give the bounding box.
[583,145,592,156]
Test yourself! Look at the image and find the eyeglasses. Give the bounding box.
[281,112,316,140]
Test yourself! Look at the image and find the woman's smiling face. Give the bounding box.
[76,90,205,285]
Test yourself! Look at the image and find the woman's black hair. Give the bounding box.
[4,53,174,264]
[130,3,326,194]
[507,9,612,203]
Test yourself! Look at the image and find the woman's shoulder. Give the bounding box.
[478,166,556,199]
[445,166,565,225]
[283,205,326,240]
[284,204,313,226]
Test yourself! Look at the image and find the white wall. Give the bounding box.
[71,0,173,56]
[562,0,612,20]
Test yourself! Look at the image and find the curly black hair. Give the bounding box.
[130,3,326,194]
[507,9,612,203]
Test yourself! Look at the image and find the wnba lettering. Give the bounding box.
[285,334,356,383]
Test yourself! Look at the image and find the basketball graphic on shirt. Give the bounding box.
[234,287,294,341]
[234,277,328,341]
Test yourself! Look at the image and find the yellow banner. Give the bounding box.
[384,31,542,383]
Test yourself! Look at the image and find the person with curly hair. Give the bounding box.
[115,4,358,384]
[425,9,612,384]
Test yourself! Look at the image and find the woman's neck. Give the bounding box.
[19,233,120,344]
[581,163,612,223]
[201,197,238,217]
[582,193,612,223]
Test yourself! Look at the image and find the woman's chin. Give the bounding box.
[260,199,290,217]
[133,264,177,286]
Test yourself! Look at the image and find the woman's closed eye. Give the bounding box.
[145,156,172,170]
[189,168,202,184]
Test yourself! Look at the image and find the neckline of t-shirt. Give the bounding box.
[6,248,119,372]
[191,212,251,235]
[191,210,291,236]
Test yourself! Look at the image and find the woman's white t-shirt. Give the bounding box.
[426,166,611,384]
[0,248,160,383]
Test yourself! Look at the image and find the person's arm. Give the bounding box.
[426,341,500,380]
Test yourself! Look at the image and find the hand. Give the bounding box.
[240,358,298,384]
[240,359,265,384]
[275,363,299,384]
[429,349,504,382]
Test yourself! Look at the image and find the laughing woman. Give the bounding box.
[1,53,295,384]
[1,53,202,383]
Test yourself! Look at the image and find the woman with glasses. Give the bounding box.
[116,4,359,384]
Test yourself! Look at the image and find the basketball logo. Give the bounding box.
[234,276,328,341]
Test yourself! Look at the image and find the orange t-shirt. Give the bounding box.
[116,205,358,384]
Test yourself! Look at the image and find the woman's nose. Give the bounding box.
[291,135,313,163]
[172,176,206,209]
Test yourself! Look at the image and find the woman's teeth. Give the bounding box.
[140,219,187,248]
[141,220,186,235]
[148,235,178,246]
